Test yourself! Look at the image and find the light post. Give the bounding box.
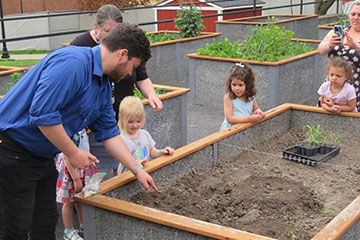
[0,0,9,58]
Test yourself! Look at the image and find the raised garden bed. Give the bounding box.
[187,39,327,110]
[318,22,336,40]
[146,31,221,88]
[142,84,189,148]
[75,104,360,240]
[0,66,28,96]
[216,14,319,43]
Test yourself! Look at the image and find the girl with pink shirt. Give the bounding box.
[318,56,357,113]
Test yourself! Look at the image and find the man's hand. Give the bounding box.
[148,95,163,112]
[135,169,159,192]
[67,149,99,169]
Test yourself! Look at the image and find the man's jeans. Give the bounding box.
[0,131,58,240]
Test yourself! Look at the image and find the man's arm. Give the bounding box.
[38,124,98,168]
[103,134,158,192]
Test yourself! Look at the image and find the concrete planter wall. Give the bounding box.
[216,14,319,43]
[0,66,28,96]
[142,84,189,149]
[146,31,222,88]
[187,39,326,110]
[75,104,360,240]
[318,22,336,40]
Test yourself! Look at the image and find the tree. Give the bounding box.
[314,0,335,15]
[75,0,152,11]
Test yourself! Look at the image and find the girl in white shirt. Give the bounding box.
[318,56,357,113]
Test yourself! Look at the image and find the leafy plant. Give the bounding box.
[337,14,350,26]
[133,86,166,100]
[302,125,323,146]
[288,231,296,240]
[174,3,205,38]
[1,72,21,94]
[146,32,177,44]
[196,22,314,62]
[302,124,340,147]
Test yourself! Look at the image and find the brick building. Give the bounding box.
[2,0,78,15]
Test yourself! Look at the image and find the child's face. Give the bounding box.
[328,66,348,88]
[125,113,142,136]
[231,78,246,98]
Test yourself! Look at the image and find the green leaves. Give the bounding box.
[174,3,205,38]
[146,32,176,44]
[302,124,341,147]
[133,86,166,100]
[1,72,21,95]
[196,22,315,62]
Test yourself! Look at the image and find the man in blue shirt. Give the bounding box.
[0,23,158,240]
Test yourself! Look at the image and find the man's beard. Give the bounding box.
[108,62,129,83]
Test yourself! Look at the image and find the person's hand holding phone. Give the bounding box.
[332,25,344,46]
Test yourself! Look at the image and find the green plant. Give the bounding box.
[302,125,341,147]
[133,86,166,100]
[337,14,350,26]
[1,72,21,94]
[196,22,314,62]
[288,231,296,240]
[146,32,177,44]
[302,124,323,146]
[174,3,205,38]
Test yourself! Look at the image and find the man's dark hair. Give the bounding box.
[102,23,151,63]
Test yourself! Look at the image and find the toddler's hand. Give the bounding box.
[137,159,147,166]
[163,147,174,155]
[74,178,83,193]
[324,97,334,107]
[251,113,263,122]
[332,105,341,114]
[254,109,265,118]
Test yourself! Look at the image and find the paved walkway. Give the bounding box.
[7,54,48,60]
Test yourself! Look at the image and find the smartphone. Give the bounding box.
[333,25,344,44]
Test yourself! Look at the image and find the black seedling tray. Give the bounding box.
[282,144,340,167]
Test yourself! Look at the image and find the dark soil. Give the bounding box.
[131,129,360,240]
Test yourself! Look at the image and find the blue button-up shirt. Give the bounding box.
[0,45,119,158]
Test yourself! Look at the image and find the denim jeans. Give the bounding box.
[0,131,58,240]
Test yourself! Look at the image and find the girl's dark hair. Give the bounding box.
[328,56,354,83]
[102,23,151,64]
[225,62,256,101]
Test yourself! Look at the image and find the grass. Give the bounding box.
[0,59,41,67]
[0,49,48,67]
[0,49,51,55]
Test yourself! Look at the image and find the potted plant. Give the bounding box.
[145,3,221,88]
[296,124,341,157]
[187,23,327,110]
[319,131,341,154]
[216,14,319,43]
[297,125,322,156]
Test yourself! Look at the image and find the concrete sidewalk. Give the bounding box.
[7,54,47,60]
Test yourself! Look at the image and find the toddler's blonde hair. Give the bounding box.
[118,96,145,134]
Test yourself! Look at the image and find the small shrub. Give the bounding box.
[174,3,205,38]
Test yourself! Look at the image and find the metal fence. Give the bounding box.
[0,0,345,58]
